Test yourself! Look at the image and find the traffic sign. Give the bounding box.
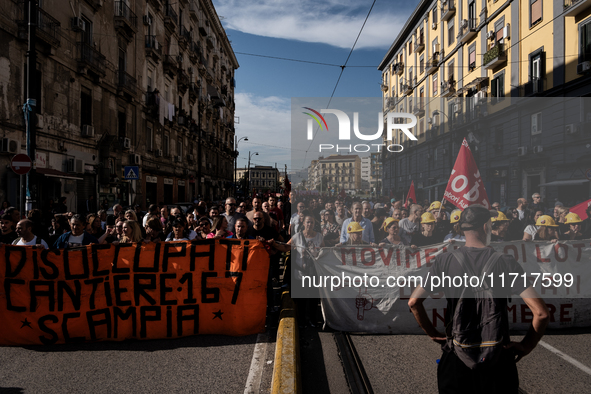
[124,166,139,180]
[11,154,32,175]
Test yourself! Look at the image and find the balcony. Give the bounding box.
[412,99,425,117]
[523,77,545,96]
[199,16,208,36]
[189,41,199,63]
[114,1,138,38]
[440,79,456,97]
[178,69,190,93]
[414,38,425,53]
[118,70,137,96]
[458,18,477,44]
[164,3,178,31]
[189,82,199,102]
[441,0,455,22]
[564,0,591,16]
[188,1,198,19]
[483,43,507,70]
[145,91,159,118]
[425,53,440,75]
[147,0,162,11]
[17,7,61,48]
[401,82,413,96]
[77,42,106,77]
[145,35,162,62]
[394,62,404,76]
[178,25,191,49]
[163,55,179,77]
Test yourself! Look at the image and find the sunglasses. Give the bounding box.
[227,203,236,206]
[253,217,263,220]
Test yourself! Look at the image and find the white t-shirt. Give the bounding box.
[524,224,539,238]
[67,233,85,248]
[13,236,48,249]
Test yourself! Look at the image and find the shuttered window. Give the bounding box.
[531,0,542,26]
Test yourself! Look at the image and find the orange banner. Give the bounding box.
[0,239,269,345]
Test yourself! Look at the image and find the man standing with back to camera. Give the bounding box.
[408,205,549,394]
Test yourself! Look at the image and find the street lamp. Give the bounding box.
[247,151,259,197]
[234,136,248,195]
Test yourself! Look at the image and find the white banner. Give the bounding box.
[309,241,591,333]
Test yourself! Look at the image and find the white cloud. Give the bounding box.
[234,93,292,170]
[213,0,406,49]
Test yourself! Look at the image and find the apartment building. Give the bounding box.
[308,154,362,193]
[0,0,238,211]
[379,0,591,206]
[235,165,279,195]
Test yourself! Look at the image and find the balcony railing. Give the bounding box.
[114,1,138,33]
[483,43,507,70]
[118,70,137,96]
[78,42,106,76]
[145,35,162,61]
[523,77,545,96]
[440,79,456,97]
[458,18,477,44]
[441,0,456,21]
[163,55,179,76]
[164,3,178,28]
[179,25,191,46]
[18,7,61,47]
[425,53,440,75]
[401,82,413,96]
[414,38,425,53]
[190,0,199,19]
[394,62,404,76]
[412,99,425,116]
[564,0,591,16]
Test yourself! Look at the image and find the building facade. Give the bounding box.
[0,0,238,212]
[379,0,591,207]
[307,154,362,193]
[235,165,279,195]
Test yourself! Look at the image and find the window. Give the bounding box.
[419,55,424,74]
[419,28,424,46]
[409,40,413,55]
[118,111,126,139]
[448,60,455,82]
[468,44,476,71]
[81,16,92,45]
[579,20,591,63]
[146,123,153,151]
[433,73,438,95]
[432,7,437,24]
[531,53,542,81]
[81,87,92,127]
[409,66,414,84]
[177,139,183,157]
[491,72,504,100]
[164,134,170,156]
[494,18,505,47]
[530,0,542,27]
[448,19,455,46]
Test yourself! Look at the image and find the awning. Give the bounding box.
[538,179,590,187]
[454,76,489,96]
[36,167,83,180]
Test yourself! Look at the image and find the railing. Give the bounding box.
[441,79,456,96]
[459,18,478,37]
[394,62,404,75]
[37,8,61,46]
[145,35,162,56]
[78,42,106,76]
[523,77,545,96]
[165,3,178,25]
[483,43,506,69]
[564,0,585,8]
[441,0,455,20]
[179,25,191,41]
[118,70,137,95]
[114,1,137,29]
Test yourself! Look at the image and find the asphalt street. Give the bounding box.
[0,333,276,394]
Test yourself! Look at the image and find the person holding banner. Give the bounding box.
[410,212,441,248]
[143,216,166,243]
[0,213,18,245]
[13,219,48,248]
[339,202,375,245]
[533,215,560,243]
[522,210,544,241]
[378,218,402,246]
[398,204,423,245]
[490,212,510,242]
[121,220,143,244]
[562,213,585,240]
[408,204,550,394]
[166,218,190,241]
[207,216,233,239]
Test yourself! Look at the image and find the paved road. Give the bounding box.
[300,327,591,393]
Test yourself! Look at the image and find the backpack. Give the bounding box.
[446,249,505,370]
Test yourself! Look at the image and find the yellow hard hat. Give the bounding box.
[347,221,364,233]
[491,212,509,222]
[428,201,441,211]
[421,212,436,224]
[536,215,559,227]
[564,213,582,224]
[450,210,462,224]
[382,217,399,231]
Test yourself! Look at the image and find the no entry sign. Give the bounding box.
[11,154,32,175]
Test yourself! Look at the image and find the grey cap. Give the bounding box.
[459,204,498,231]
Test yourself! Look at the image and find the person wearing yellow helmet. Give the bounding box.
[336,221,370,246]
[378,217,402,246]
[490,211,510,242]
[533,215,559,242]
[562,213,584,240]
[410,212,440,247]
[444,210,465,243]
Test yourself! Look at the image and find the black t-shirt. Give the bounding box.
[0,231,18,245]
[411,232,442,247]
[249,226,279,241]
[425,247,528,351]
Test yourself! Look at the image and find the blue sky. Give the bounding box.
[211,0,419,173]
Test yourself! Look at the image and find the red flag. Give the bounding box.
[443,138,490,209]
[283,174,291,196]
[569,198,591,218]
[405,181,416,208]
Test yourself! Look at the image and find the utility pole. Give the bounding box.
[24,0,38,212]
